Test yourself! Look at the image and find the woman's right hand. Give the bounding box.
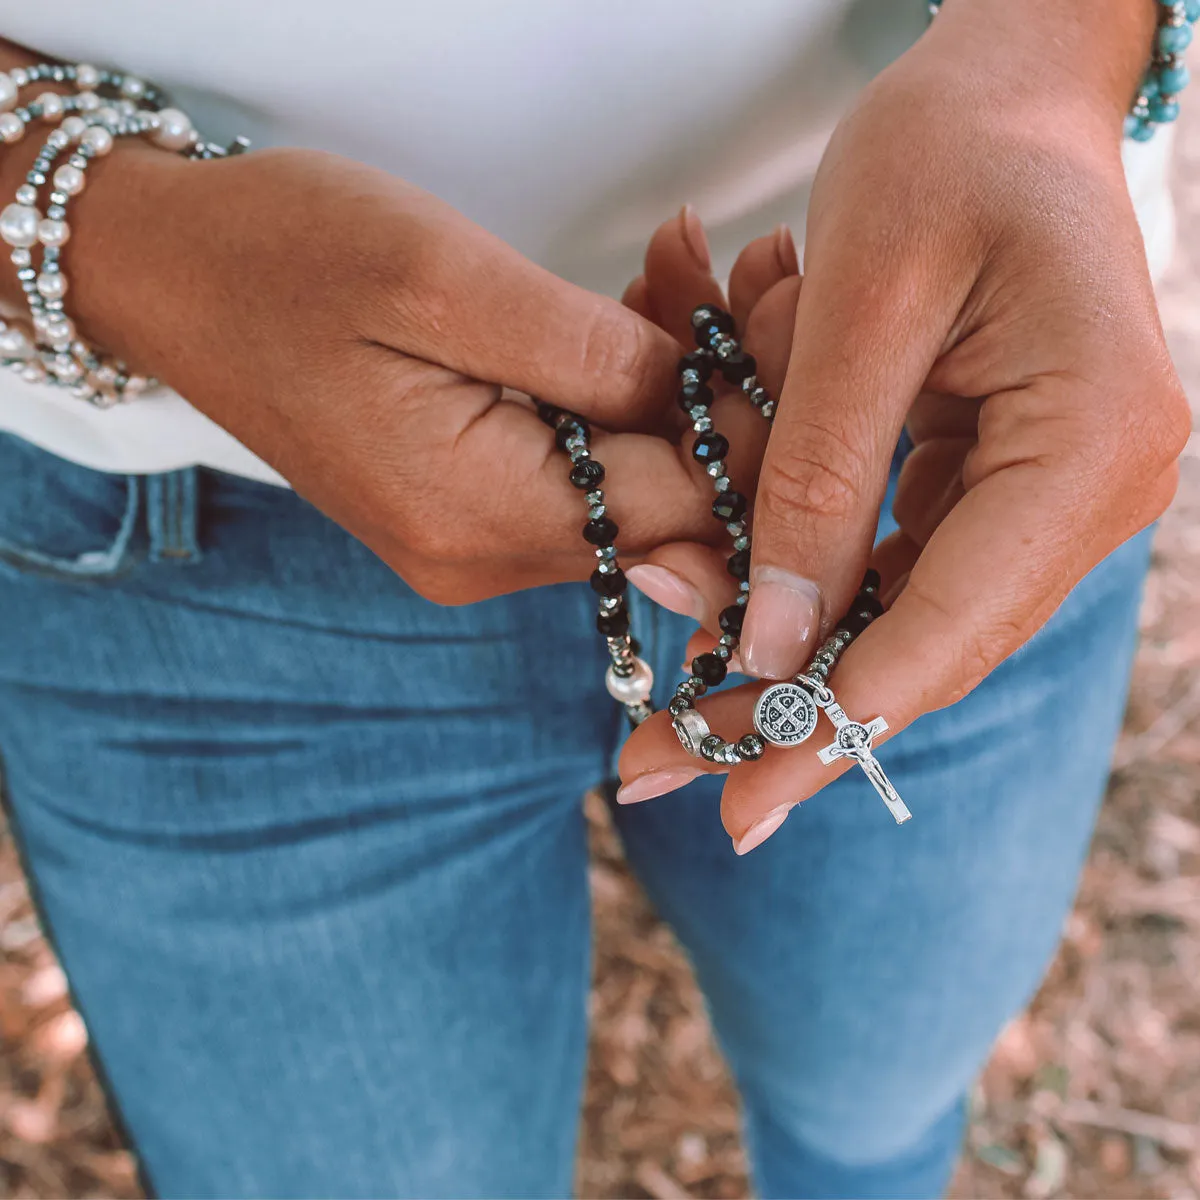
[63,145,731,602]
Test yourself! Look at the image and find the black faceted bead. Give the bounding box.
[596,604,630,637]
[569,459,605,489]
[583,516,618,546]
[699,734,725,761]
[861,568,882,593]
[590,567,627,597]
[692,432,729,465]
[857,593,884,618]
[555,421,585,451]
[718,350,757,385]
[839,611,871,637]
[667,695,691,717]
[718,604,745,636]
[726,549,751,580]
[678,350,713,381]
[677,382,714,413]
[712,490,747,522]
[692,653,728,686]
[692,304,735,349]
[737,734,765,761]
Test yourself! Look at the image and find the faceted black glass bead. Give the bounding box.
[582,516,618,546]
[718,350,757,385]
[555,421,585,451]
[692,432,729,465]
[677,383,714,413]
[596,604,630,637]
[589,567,627,598]
[678,350,713,381]
[569,459,605,489]
[691,305,735,349]
[861,567,882,592]
[726,549,751,580]
[857,593,884,619]
[839,611,871,637]
[692,653,728,686]
[712,490,746,522]
[718,604,745,636]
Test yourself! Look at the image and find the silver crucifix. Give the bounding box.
[816,698,912,825]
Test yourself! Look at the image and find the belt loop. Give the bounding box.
[146,468,202,564]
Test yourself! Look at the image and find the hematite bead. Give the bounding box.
[699,734,724,761]
[691,305,735,349]
[569,459,605,489]
[712,490,746,522]
[839,611,871,637]
[596,604,630,637]
[858,593,884,618]
[677,382,714,413]
[737,734,765,761]
[718,350,757,385]
[692,653,727,686]
[718,604,745,636]
[861,568,882,592]
[583,516,618,546]
[668,695,691,716]
[678,350,713,380]
[590,566,627,597]
[726,548,751,580]
[692,432,729,465]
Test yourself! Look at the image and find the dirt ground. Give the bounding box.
[3,113,1200,1200]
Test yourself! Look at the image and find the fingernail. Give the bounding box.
[627,564,707,625]
[681,204,711,272]
[617,767,706,805]
[734,803,795,855]
[740,567,822,679]
[775,223,799,275]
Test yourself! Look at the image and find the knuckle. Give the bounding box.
[578,303,656,398]
[758,434,867,531]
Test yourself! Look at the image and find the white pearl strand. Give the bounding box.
[0,62,212,405]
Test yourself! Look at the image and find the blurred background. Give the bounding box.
[3,106,1200,1200]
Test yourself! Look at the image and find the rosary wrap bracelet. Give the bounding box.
[547,305,913,826]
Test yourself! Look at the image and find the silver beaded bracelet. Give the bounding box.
[0,61,249,406]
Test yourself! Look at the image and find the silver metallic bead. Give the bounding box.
[672,707,711,756]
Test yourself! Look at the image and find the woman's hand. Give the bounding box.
[56,145,745,603]
[618,0,1191,851]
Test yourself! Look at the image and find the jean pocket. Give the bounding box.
[0,433,139,582]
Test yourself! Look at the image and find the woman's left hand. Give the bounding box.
[617,0,1191,853]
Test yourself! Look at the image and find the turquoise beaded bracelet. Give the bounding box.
[927,0,1197,142]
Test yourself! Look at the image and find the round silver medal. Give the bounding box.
[753,682,819,748]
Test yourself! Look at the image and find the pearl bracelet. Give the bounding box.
[550,304,913,825]
[0,62,248,406]
[928,0,1198,141]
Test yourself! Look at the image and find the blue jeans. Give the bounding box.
[0,432,1149,1199]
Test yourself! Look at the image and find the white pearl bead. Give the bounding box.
[75,92,101,112]
[75,64,101,90]
[53,358,83,383]
[20,362,46,385]
[36,272,67,300]
[0,73,17,113]
[80,125,113,156]
[37,218,69,247]
[46,129,69,151]
[605,658,655,705]
[0,112,24,144]
[120,76,146,100]
[60,115,87,141]
[150,108,194,151]
[123,374,149,396]
[44,317,74,345]
[10,68,28,88]
[36,92,64,121]
[0,326,32,359]
[94,105,119,125]
[14,184,36,206]
[0,203,39,247]
[53,164,84,196]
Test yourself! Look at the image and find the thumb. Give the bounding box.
[738,252,948,679]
